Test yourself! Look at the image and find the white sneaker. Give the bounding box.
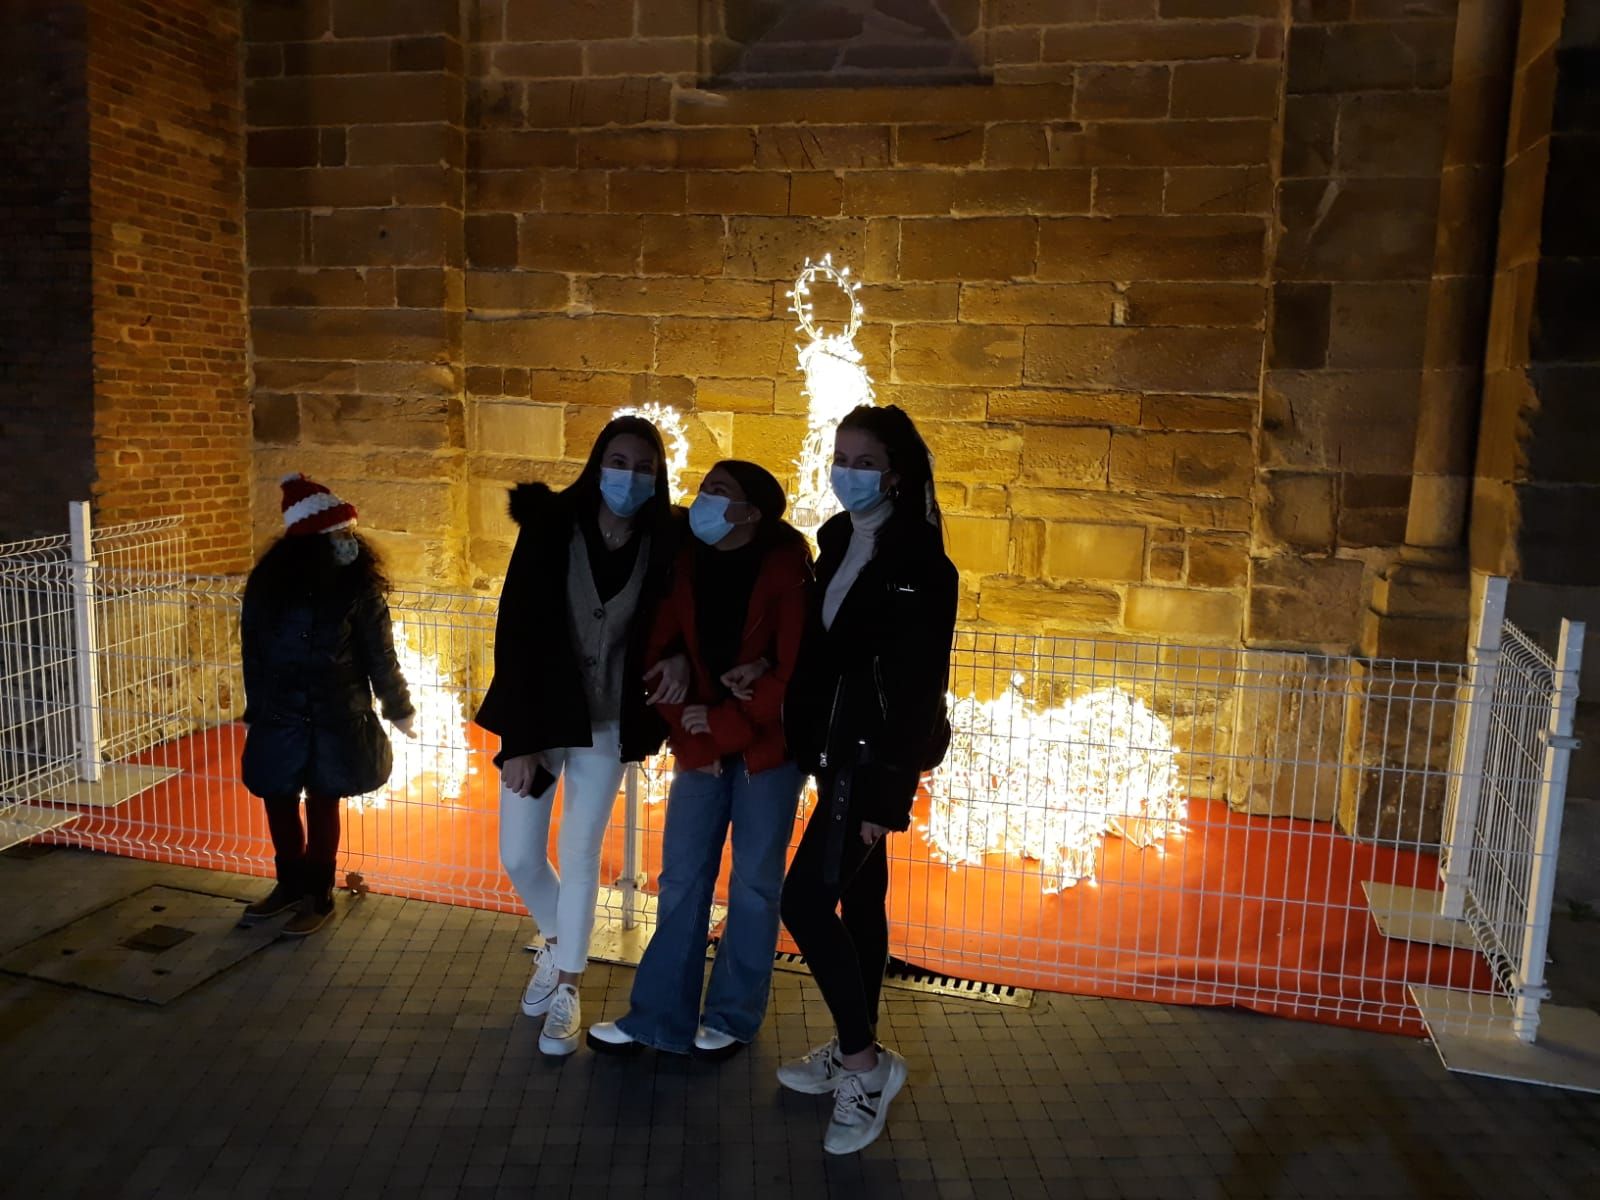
[823,1048,908,1155]
[538,984,582,1056]
[586,1020,642,1055]
[775,1037,846,1094]
[520,943,559,1017]
[692,1025,741,1060]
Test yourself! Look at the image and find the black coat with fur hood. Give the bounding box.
[474,482,682,765]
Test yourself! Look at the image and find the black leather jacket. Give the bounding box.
[784,511,958,832]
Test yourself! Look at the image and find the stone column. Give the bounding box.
[1361,1,1521,662]
[1256,4,1458,654]
[1405,0,1519,559]
[244,0,468,588]
[1469,0,1600,855]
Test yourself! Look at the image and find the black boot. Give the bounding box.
[282,861,336,938]
[242,857,302,923]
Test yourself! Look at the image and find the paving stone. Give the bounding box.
[0,849,1596,1199]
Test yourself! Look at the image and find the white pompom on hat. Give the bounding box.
[280,473,357,537]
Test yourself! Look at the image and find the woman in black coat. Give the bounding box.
[239,474,414,937]
[474,415,685,1057]
[777,405,958,1156]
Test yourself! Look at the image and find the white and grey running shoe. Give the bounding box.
[775,1037,846,1094]
[823,1048,908,1155]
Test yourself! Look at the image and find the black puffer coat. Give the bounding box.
[239,576,413,800]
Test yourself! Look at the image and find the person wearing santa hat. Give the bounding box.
[238,474,415,936]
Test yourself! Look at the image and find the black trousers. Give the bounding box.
[779,780,890,1057]
[262,791,341,873]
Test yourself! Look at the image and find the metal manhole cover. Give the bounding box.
[0,885,280,1004]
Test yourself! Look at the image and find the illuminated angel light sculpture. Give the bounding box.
[352,622,471,812]
[924,677,1185,893]
[787,254,874,542]
[612,402,690,501]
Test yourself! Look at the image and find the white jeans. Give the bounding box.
[499,725,626,975]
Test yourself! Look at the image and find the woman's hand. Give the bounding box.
[681,704,711,735]
[859,821,889,847]
[393,715,417,739]
[644,654,690,706]
[720,658,771,701]
[502,752,548,798]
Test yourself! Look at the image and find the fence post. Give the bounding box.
[1439,576,1507,919]
[68,502,103,785]
[1512,617,1586,1042]
[620,763,640,930]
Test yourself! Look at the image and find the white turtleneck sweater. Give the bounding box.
[822,499,893,630]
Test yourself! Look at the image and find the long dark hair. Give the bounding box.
[243,530,390,620]
[711,458,812,562]
[837,404,943,535]
[565,415,674,538]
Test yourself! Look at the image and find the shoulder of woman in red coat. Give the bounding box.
[757,532,815,589]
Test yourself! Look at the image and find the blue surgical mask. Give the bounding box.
[830,466,887,514]
[689,493,735,545]
[599,467,655,518]
[329,531,359,567]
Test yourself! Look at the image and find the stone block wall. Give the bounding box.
[237,0,1483,659]
[452,0,1287,635]
[243,0,469,585]
[1257,0,1460,650]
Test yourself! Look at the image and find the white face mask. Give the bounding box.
[330,531,359,566]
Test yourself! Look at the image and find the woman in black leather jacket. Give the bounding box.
[778,405,957,1156]
[239,475,414,937]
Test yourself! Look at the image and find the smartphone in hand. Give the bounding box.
[530,763,557,798]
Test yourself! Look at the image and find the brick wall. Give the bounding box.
[86,0,253,572]
[0,1,95,541]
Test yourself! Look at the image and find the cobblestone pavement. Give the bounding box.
[1,847,1596,1200]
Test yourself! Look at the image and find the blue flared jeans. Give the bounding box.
[617,759,803,1053]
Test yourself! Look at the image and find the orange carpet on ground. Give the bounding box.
[51,723,1488,1036]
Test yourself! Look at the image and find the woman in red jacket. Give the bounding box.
[587,460,812,1059]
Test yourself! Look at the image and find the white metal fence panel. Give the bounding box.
[0,553,77,814]
[0,544,1584,1042]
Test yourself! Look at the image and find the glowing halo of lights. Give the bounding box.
[352,621,472,813]
[612,402,690,501]
[787,254,876,542]
[924,677,1184,894]
[788,252,863,344]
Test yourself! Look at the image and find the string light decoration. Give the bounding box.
[787,254,874,541]
[352,622,472,812]
[924,677,1185,893]
[612,403,690,501]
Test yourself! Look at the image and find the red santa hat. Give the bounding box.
[280,473,357,537]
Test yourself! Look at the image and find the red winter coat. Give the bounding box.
[645,536,812,774]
